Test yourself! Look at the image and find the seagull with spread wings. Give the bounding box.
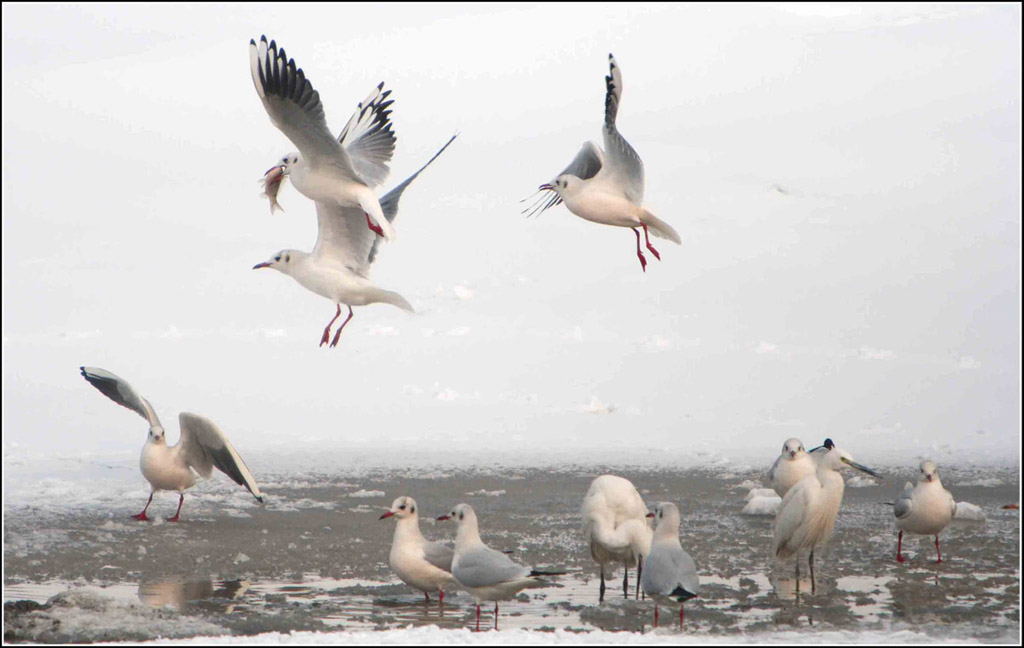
[250,35,397,241]
[80,367,264,522]
[524,54,681,272]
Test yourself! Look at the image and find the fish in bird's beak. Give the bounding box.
[252,261,271,270]
[379,511,395,520]
[538,183,554,191]
[436,514,451,521]
[841,456,882,479]
[261,165,287,214]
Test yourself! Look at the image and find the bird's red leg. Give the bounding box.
[167,494,184,522]
[365,213,385,238]
[633,228,647,272]
[934,536,942,564]
[320,305,342,347]
[424,592,430,603]
[133,493,153,521]
[679,604,684,627]
[897,530,906,563]
[642,224,661,261]
[654,604,659,628]
[329,306,354,348]
[439,590,445,605]
[494,602,499,630]
[475,604,480,631]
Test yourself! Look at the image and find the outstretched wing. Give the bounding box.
[178,413,264,502]
[558,141,603,181]
[337,83,397,188]
[601,54,645,204]
[249,36,355,172]
[80,366,162,431]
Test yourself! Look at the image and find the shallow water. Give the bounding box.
[3,461,1020,642]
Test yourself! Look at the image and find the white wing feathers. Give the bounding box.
[602,54,645,205]
[178,413,264,502]
[80,366,162,432]
[337,83,397,188]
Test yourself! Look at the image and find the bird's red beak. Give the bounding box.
[790,451,797,458]
[252,262,271,270]
[436,514,451,521]
[379,511,395,520]
[646,512,655,518]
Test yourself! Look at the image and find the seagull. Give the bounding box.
[438,503,565,630]
[581,475,653,602]
[250,35,397,241]
[894,460,957,564]
[80,367,264,521]
[769,438,817,498]
[640,502,700,629]
[771,439,881,593]
[524,54,681,272]
[253,134,456,347]
[379,496,458,603]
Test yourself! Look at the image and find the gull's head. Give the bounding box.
[646,501,680,529]
[522,175,572,218]
[380,496,418,520]
[919,460,939,483]
[782,438,806,460]
[148,425,165,443]
[267,152,299,177]
[252,249,297,273]
[437,503,475,525]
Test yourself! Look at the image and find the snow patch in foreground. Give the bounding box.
[953,501,986,521]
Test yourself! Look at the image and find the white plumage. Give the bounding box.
[894,460,957,563]
[640,502,700,628]
[380,496,458,602]
[769,438,817,498]
[581,474,653,601]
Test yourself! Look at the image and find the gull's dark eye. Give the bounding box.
[284,253,290,263]
[398,505,406,510]
[458,512,463,521]
[410,506,415,513]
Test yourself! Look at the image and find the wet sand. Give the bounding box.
[3,465,1020,642]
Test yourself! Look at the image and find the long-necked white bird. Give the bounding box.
[894,460,957,564]
[438,503,564,631]
[250,35,397,241]
[380,496,458,603]
[768,438,817,498]
[253,134,456,347]
[581,474,653,602]
[771,439,881,593]
[80,367,264,521]
[641,502,700,629]
[524,54,681,272]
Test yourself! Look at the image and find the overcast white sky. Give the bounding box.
[2,3,1020,467]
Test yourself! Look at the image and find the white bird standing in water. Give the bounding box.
[80,367,264,521]
[641,502,700,629]
[524,54,681,272]
[771,439,881,593]
[438,503,565,630]
[581,475,652,602]
[769,438,817,498]
[379,496,458,603]
[894,460,957,564]
[250,35,397,241]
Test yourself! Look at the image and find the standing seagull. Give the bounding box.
[769,438,817,498]
[438,503,564,631]
[641,502,700,629]
[525,54,681,271]
[253,134,457,347]
[250,35,397,240]
[380,496,458,603]
[771,440,880,593]
[80,367,264,521]
[894,460,957,564]
[581,475,653,602]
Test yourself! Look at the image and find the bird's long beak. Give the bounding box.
[252,262,271,270]
[436,514,451,521]
[841,456,882,479]
[379,511,395,520]
[645,512,655,519]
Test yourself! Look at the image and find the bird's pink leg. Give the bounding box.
[319,305,344,346]
[365,213,385,238]
[133,493,154,521]
[633,228,647,272]
[934,536,943,564]
[439,590,445,605]
[424,592,430,603]
[897,530,906,563]
[642,224,661,261]
[329,306,354,348]
[494,602,499,630]
[166,493,184,522]
[475,604,481,631]
[654,604,659,628]
[679,603,684,627]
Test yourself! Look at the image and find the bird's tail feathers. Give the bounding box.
[639,209,682,245]
[370,288,414,313]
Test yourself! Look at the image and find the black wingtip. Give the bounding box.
[377,81,385,90]
[670,586,698,602]
[250,38,257,46]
